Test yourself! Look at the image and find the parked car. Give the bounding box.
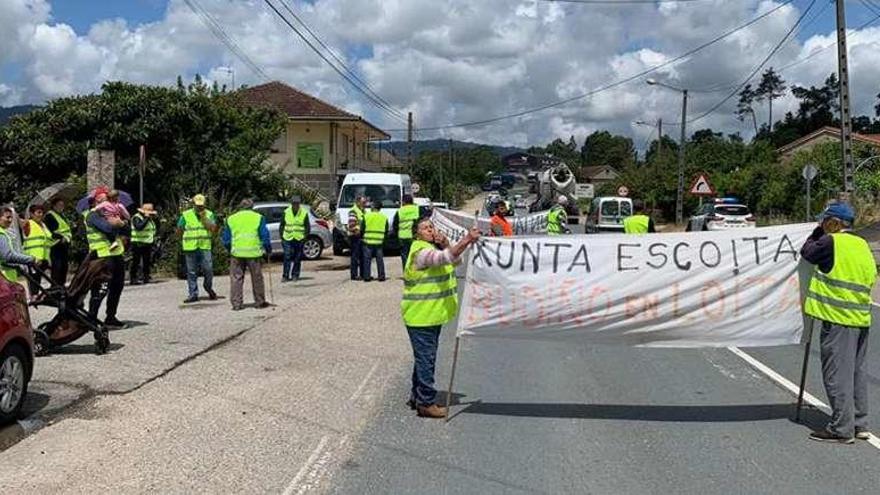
[585,196,633,233]
[0,272,34,424]
[253,202,332,260]
[686,198,756,231]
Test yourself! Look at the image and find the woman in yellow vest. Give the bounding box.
[21,204,51,299]
[0,206,35,284]
[802,202,877,444]
[402,217,480,418]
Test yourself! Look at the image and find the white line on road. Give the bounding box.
[727,346,880,450]
[283,435,330,495]
[349,361,380,403]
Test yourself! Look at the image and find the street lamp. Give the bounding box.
[647,78,688,225]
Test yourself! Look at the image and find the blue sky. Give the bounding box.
[49,0,167,33]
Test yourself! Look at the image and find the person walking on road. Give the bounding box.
[348,196,367,280]
[402,216,480,418]
[623,200,655,234]
[129,203,157,285]
[177,194,219,303]
[85,191,128,328]
[547,195,571,235]
[44,198,72,285]
[489,200,512,237]
[0,205,35,284]
[280,195,309,282]
[801,202,877,444]
[362,200,387,282]
[394,194,420,268]
[222,199,271,311]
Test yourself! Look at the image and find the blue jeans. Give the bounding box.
[407,325,441,406]
[185,249,213,298]
[282,240,303,279]
[363,245,385,281]
[349,237,363,280]
[399,239,412,270]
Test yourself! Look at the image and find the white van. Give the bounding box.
[333,173,413,255]
[585,196,633,233]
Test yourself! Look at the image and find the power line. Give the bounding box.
[386,0,795,132]
[263,0,407,123]
[182,0,271,82]
[689,0,818,124]
[540,0,709,4]
[274,0,407,122]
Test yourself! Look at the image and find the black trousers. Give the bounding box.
[129,243,153,282]
[50,242,69,285]
[90,255,125,320]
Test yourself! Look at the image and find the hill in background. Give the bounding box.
[0,105,40,125]
[379,138,523,159]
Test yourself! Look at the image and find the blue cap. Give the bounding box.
[819,202,855,223]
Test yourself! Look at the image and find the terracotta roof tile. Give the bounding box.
[238,81,359,119]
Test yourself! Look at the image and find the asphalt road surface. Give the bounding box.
[2,252,880,493]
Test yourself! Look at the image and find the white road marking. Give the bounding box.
[349,361,380,403]
[283,435,330,495]
[727,346,880,450]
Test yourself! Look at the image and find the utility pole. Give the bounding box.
[406,112,413,173]
[836,0,855,194]
[677,90,688,225]
[657,118,663,159]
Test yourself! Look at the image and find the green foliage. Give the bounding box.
[410,145,500,207]
[581,131,635,169]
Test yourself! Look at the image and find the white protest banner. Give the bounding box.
[458,224,817,348]
[434,208,549,236]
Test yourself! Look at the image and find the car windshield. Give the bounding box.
[715,205,749,216]
[339,185,401,208]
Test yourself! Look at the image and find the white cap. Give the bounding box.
[557,195,569,205]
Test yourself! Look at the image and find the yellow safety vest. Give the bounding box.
[623,214,650,234]
[23,220,50,261]
[547,206,565,235]
[227,210,264,259]
[397,204,420,240]
[363,211,387,246]
[131,213,156,244]
[282,206,309,242]
[401,240,458,327]
[85,211,124,258]
[0,227,20,282]
[181,208,213,252]
[46,210,72,245]
[804,233,877,328]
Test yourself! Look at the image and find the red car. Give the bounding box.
[0,274,34,424]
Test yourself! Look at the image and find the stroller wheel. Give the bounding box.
[33,328,51,357]
[95,335,110,355]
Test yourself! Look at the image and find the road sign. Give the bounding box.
[574,183,594,199]
[688,173,715,196]
[802,163,818,182]
[617,185,629,197]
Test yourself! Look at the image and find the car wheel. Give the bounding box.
[303,236,323,260]
[0,343,29,424]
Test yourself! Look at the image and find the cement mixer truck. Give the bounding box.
[528,162,579,223]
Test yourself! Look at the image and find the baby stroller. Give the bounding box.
[21,259,112,356]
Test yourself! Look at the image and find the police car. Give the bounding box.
[686,198,756,231]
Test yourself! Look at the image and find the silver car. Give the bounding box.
[253,202,332,260]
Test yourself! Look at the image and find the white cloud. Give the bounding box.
[2,0,880,149]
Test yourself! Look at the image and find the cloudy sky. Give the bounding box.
[2,0,880,149]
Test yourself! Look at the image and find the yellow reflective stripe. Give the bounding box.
[813,271,872,294]
[402,288,457,301]
[403,273,456,288]
[806,291,872,312]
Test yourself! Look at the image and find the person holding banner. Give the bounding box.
[801,202,877,444]
[547,195,571,235]
[402,217,480,418]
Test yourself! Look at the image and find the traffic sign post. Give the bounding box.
[688,173,715,197]
[802,163,817,222]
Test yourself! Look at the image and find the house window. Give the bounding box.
[271,127,287,153]
[341,133,350,157]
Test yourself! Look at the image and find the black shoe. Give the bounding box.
[206,289,218,300]
[232,306,244,311]
[183,296,198,304]
[363,278,373,282]
[104,317,125,328]
[378,278,386,282]
[143,278,152,284]
[809,430,854,444]
[281,278,292,283]
[255,302,270,309]
[351,276,361,281]
[406,399,417,410]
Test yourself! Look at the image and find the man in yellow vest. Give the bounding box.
[177,194,219,304]
[348,195,367,280]
[279,195,310,282]
[393,194,420,269]
[547,195,571,235]
[623,200,655,234]
[802,202,877,444]
[222,199,272,311]
[130,203,158,285]
[45,198,72,285]
[361,200,388,282]
[22,204,51,299]
[85,191,129,328]
[0,206,35,284]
